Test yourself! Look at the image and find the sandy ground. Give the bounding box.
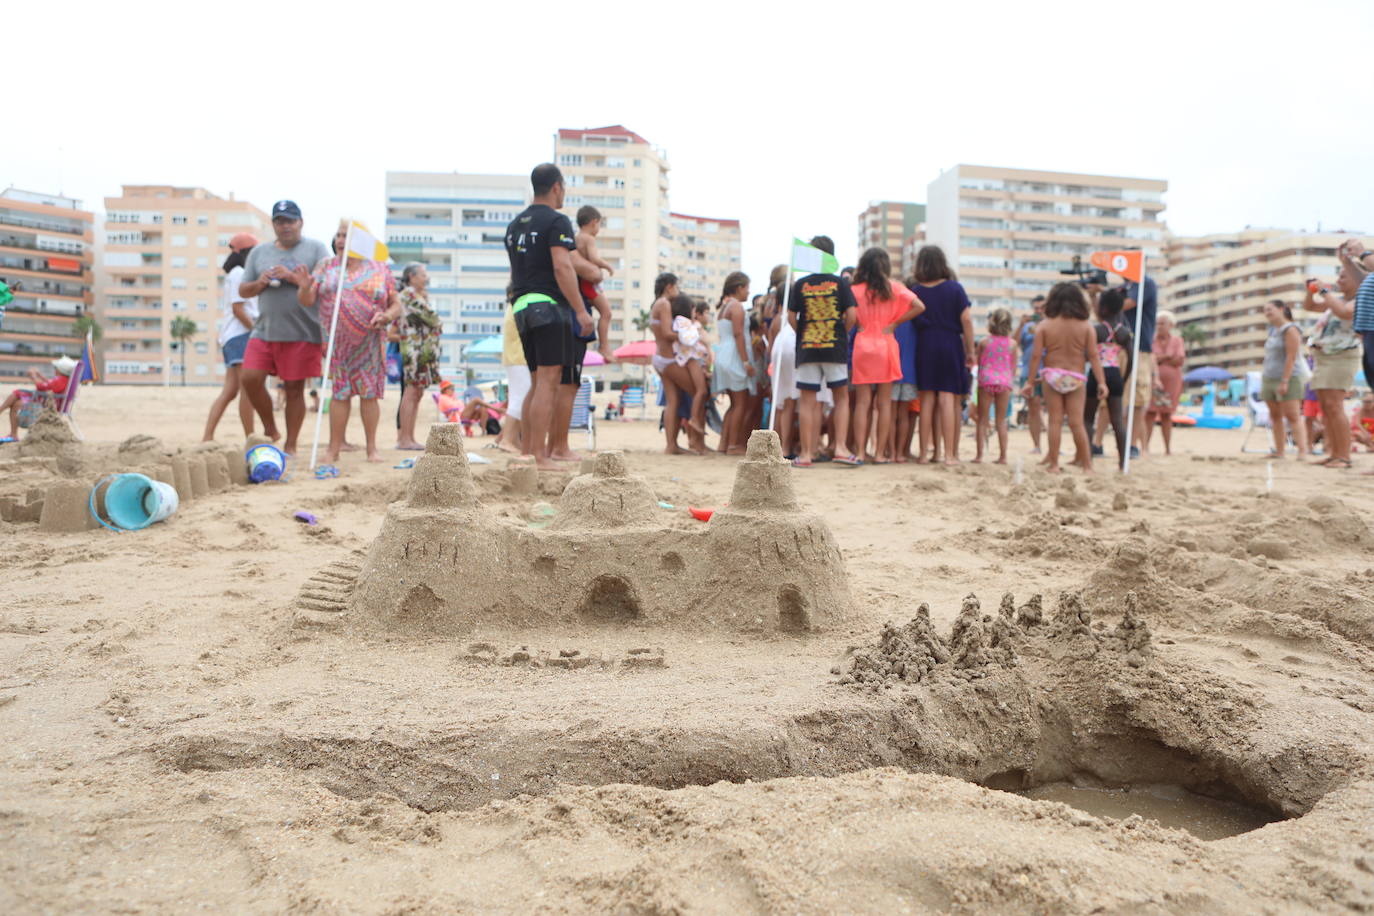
[3,385,1374,913]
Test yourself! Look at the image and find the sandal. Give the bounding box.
[1323,458,1353,469]
[834,455,863,467]
[314,464,340,479]
[791,458,814,468]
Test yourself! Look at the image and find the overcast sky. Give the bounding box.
[10,0,1373,289]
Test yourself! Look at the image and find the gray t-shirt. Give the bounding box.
[242,238,329,343]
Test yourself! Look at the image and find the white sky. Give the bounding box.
[10,0,1374,291]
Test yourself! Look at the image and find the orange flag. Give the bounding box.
[1090,250,1144,283]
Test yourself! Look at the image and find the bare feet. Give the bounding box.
[994,456,1007,465]
[535,457,563,471]
[323,450,340,464]
[396,440,425,450]
[942,458,960,466]
[366,450,384,463]
[551,450,583,462]
[971,455,983,464]
[339,441,360,453]
[1045,464,1061,473]
[497,441,521,455]
[726,446,747,456]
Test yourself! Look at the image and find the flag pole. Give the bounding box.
[309,223,352,470]
[1121,253,1147,475]
[766,244,796,432]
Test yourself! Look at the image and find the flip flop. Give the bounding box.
[791,458,814,468]
[834,455,863,467]
[314,464,340,479]
[393,458,416,469]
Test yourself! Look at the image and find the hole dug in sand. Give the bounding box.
[777,585,809,632]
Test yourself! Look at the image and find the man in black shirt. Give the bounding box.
[787,235,858,467]
[504,163,594,469]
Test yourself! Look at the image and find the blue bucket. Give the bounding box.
[90,473,179,532]
[246,444,287,483]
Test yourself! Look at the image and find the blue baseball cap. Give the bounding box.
[271,200,302,220]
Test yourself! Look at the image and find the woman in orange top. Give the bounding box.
[849,248,924,464]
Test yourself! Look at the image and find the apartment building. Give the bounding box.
[1160,229,1350,374]
[554,126,673,358]
[857,201,925,274]
[385,172,529,381]
[98,186,270,384]
[667,212,741,302]
[925,165,1168,326]
[0,188,93,382]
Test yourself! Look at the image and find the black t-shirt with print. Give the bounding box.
[789,273,856,364]
[504,204,576,304]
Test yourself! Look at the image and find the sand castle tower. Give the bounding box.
[347,424,512,633]
[703,430,850,632]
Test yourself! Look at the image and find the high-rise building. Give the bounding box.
[667,212,742,303]
[925,165,1168,326]
[554,126,672,358]
[97,186,270,384]
[385,172,529,381]
[858,201,925,274]
[0,188,93,382]
[1160,229,1351,374]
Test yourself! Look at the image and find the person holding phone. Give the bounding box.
[236,200,329,455]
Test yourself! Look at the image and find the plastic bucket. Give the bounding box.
[246,444,286,483]
[93,473,179,531]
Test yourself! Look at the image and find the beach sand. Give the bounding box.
[2,384,1374,913]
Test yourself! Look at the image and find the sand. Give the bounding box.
[2,385,1374,913]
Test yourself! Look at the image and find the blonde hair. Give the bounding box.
[987,307,1012,337]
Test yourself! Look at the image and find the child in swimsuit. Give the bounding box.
[1351,393,1374,452]
[1023,282,1107,473]
[974,308,1018,464]
[671,295,709,436]
[574,206,614,361]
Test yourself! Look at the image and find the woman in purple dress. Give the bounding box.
[911,245,975,464]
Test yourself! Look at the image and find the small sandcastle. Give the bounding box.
[307,425,851,634]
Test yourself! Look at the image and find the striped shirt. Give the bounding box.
[1355,270,1374,333]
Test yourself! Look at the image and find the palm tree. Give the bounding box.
[1178,321,1208,348]
[169,316,198,386]
[631,308,652,338]
[74,313,102,344]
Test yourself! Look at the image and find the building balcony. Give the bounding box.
[0,212,88,237]
[104,285,163,297]
[105,326,163,340]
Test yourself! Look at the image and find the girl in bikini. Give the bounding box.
[1023,282,1107,473]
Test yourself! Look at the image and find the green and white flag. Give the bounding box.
[791,237,840,276]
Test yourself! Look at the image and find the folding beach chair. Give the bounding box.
[569,375,596,450]
[621,386,645,419]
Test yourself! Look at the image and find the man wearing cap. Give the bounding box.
[504,164,594,469]
[237,200,329,455]
[2,355,77,441]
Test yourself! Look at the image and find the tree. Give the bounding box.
[1178,321,1208,348]
[170,316,198,386]
[631,308,652,337]
[74,313,102,344]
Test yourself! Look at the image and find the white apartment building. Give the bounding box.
[925,165,1168,326]
[384,172,529,381]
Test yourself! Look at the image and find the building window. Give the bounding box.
[195,257,208,268]
[196,236,209,248]
[197,215,209,225]
[171,277,188,289]
[172,215,188,225]
[171,234,187,246]
[170,256,187,268]
[196,301,209,311]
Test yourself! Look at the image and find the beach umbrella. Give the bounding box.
[1183,366,1233,384]
[584,349,607,367]
[612,340,656,365]
[465,335,503,355]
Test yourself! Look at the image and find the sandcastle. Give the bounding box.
[332,425,852,634]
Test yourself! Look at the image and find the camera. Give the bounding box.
[1060,255,1108,289]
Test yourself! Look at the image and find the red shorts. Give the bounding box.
[578,278,600,302]
[242,338,322,381]
[1302,399,1321,419]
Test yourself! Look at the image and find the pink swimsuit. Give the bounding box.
[978,334,1015,393]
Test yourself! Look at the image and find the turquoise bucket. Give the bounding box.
[91,473,179,531]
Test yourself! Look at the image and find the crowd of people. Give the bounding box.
[21,162,1366,479]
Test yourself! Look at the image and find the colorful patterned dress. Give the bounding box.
[396,286,442,388]
[312,257,395,399]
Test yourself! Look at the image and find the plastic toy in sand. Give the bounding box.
[300,426,852,635]
[246,444,287,482]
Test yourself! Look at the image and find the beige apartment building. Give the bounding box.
[554,126,742,375]
[857,201,925,275]
[925,165,1168,326]
[98,185,270,385]
[1160,229,1350,374]
[668,212,741,302]
[0,188,93,382]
